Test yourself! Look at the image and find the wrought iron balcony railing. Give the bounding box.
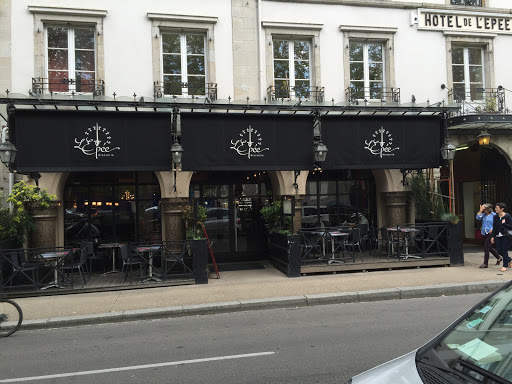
[32,78,105,96]
[345,87,400,104]
[153,81,217,101]
[267,85,325,103]
[448,87,510,116]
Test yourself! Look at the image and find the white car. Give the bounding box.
[346,280,512,383]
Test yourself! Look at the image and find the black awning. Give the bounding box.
[322,115,444,169]
[11,109,172,172]
[181,113,314,171]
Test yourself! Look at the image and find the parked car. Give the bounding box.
[301,205,329,228]
[204,208,242,236]
[346,280,512,383]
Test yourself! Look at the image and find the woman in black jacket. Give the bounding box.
[491,202,512,272]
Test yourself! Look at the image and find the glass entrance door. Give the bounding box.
[191,173,271,262]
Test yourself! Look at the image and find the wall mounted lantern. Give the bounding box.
[313,140,328,163]
[0,139,16,171]
[477,130,491,146]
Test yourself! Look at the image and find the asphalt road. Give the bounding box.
[0,293,488,384]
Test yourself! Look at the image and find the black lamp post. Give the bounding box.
[0,139,16,171]
[440,139,456,214]
[171,140,184,193]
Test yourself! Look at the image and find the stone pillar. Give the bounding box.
[382,191,409,228]
[293,196,303,234]
[161,197,188,242]
[28,201,59,248]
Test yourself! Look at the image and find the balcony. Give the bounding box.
[448,87,510,116]
[153,81,217,101]
[267,85,324,103]
[345,87,400,104]
[32,78,105,96]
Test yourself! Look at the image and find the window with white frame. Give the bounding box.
[452,46,484,101]
[349,41,385,101]
[450,0,482,6]
[272,39,311,99]
[161,32,206,97]
[46,26,96,93]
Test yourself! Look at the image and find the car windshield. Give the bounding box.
[419,283,512,382]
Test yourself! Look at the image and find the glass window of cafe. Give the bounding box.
[302,170,376,229]
[63,172,161,245]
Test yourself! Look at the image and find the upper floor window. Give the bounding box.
[451,0,482,6]
[272,39,311,99]
[349,41,384,100]
[47,26,96,93]
[452,46,484,100]
[162,32,206,97]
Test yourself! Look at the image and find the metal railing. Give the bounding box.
[32,78,105,96]
[153,81,217,101]
[345,87,400,104]
[448,87,510,116]
[267,85,325,103]
[0,241,197,296]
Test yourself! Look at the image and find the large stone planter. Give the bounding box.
[27,201,59,249]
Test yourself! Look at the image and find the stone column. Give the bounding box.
[161,197,188,242]
[28,201,59,248]
[382,191,409,228]
[293,196,303,234]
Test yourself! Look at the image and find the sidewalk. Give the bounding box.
[14,246,511,330]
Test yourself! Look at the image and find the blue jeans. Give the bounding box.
[495,236,512,269]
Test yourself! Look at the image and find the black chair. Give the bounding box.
[5,251,39,289]
[119,244,147,282]
[344,228,363,262]
[378,228,402,260]
[357,223,369,251]
[367,226,378,256]
[163,241,192,277]
[82,241,106,275]
[61,246,88,288]
[300,230,326,262]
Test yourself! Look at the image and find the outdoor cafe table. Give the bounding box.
[98,243,124,275]
[311,230,349,263]
[38,249,75,290]
[386,227,420,259]
[135,244,162,282]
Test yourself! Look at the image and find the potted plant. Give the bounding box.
[182,204,207,239]
[7,181,57,248]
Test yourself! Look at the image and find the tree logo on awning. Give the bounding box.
[364,127,399,158]
[230,125,270,159]
[74,123,121,159]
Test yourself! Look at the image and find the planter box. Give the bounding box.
[269,233,301,278]
[447,222,464,265]
[190,239,208,284]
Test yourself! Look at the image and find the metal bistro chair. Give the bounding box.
[4,251,39,289]
[300,230,326,262]
[343,227,363,262]
[378,228,402,260]
[163,241,193,278]
[119,243,147,283]
[61,246,88,288]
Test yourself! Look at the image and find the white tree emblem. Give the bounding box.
[364,127,399,158]
[230,125,270,159]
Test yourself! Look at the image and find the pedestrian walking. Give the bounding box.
[476,203,502,268]
[491,202,512,272]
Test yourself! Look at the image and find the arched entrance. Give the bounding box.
[63,172,162,245]
[453,143,512,241]
[189,171,273,262]
[302,170,377,228]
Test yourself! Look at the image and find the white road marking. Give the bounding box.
[0,351,276,383]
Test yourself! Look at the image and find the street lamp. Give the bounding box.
[440,140,456,213]
[477,130,491,146]
[0,139,16,171]
[313,140,328,163]
[171,140,184,193]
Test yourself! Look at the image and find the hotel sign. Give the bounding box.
[418,9,512,35]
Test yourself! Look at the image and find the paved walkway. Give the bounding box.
[12,246,511,330]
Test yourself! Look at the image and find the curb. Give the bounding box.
[20,280,507,331]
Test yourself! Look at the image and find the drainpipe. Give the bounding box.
[257,0,265,100]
